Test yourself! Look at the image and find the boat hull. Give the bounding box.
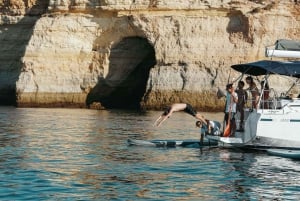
[246,136,300,150]
[206,133,300,150]
[212,105,300,150]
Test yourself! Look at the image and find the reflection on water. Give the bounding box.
[0,107,299,200]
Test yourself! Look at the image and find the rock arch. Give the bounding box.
[87,36,156,109]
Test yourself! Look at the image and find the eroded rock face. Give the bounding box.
[14,14,144,107]
[86,37,156,109]
[0,0,299,110]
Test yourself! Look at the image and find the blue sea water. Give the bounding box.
[0,106,299,200]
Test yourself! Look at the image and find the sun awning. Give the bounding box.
[231,60,300,78]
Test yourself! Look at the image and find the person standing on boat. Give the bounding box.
[235,81,248,131]
[224,84,238,136]
[245,76,259,110]
[260,80,270,109]
[154,103,207,127]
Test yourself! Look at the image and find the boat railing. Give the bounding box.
[243,88,278,110]
[259,88,278,110]
[236,88,300,129]
[259,90,300,111]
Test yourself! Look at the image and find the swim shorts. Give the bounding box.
[184,103,197,116]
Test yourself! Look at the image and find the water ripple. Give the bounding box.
[0,107,299,200]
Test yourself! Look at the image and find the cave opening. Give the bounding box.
[87,37,156,109]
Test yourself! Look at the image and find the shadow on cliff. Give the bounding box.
[0,0,48,105]
[226,11,253,44]
[86,37,156,110]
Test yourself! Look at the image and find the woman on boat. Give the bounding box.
[260,80,270,109]
[246,76,260,110]
[154,103,207,127]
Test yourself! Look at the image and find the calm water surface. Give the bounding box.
[0,106,299,200]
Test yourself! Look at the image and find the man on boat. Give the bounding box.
[235,81,247,131]
[154,103,207,127]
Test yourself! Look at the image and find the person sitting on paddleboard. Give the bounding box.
[154,103,207,127]
[196,120,221,136]
[224,83,238,137]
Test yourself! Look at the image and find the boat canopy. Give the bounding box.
[231,60,300,78]
[275,39,300,51]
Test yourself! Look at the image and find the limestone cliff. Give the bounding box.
[0,0,299,110]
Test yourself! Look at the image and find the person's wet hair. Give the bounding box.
[162,107,171,116]
[195,121,202,127]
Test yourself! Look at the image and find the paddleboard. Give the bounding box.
[267,149,300,159]
[127,139,218,148]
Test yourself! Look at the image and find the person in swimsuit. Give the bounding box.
[154,103,207,127]
[245,76,259,110]
[260,80,270,109]
[235,81,247,130]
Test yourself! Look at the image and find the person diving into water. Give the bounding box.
[154,103,209,127]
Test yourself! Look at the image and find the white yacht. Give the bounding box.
[208,59,300,150]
